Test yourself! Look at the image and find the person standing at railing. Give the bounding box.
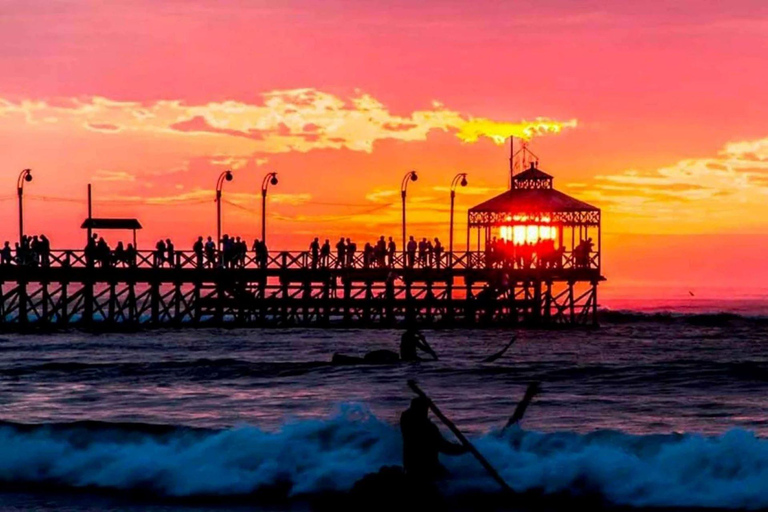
[1,242,12,265]
[193,237,204,269]
[154,239,166,268]
[576,238,593,268]
[310,238,320,269]
[417,238,427,268]
[387,237,396,268]
[433,238,443,269]
[375,236,386,268]
[250,238,259,269]
[234,237,245,268]
[126,243,137,268]
[18,236,31,266]
[114,242,125,268]
[406,236,417,268]
[166,239,175,268]
[346,238,356,268]
[39,235,51,267]
[85,234,97,267]
[204,237,216,268]
[335,237,346,268]
[260,240,269,268]
[363,242,373,269]
[320,239,331,268]
[97,237,111,268]
[30,236,41,266]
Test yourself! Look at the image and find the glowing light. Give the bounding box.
[499,215,558,245]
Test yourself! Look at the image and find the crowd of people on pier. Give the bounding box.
[0,235,52,267]
[484,236,594,269]
[307,236,448,269]
[1,233,597,271]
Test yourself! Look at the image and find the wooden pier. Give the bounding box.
[0,249,603,331]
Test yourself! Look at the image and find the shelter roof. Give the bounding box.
[513,166,553,182]
[80,218,143,230]
[469,188,599,214]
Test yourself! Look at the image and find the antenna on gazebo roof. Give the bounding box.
[508,138,540,189]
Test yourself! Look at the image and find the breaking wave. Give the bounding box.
[599,309,768,326]
[1,407,768,509]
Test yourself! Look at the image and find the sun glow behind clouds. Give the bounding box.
[0,89,576,154]
[457,118,578,144]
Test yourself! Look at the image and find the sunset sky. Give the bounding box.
[1,1,767,302]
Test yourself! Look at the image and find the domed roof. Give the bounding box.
[470,162,598,214]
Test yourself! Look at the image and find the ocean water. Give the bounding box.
[1,307,768,510]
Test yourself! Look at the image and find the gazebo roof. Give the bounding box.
[470,161,598,214]
[469,188,599,214]
[513,166,553,183]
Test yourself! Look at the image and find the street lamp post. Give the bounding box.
[261,172,278,243]
[17,169,32,244]
[215,170,233,250]
[449,172,468,265]
[400,170,418,251]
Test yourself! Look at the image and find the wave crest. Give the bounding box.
[1,410,768,509]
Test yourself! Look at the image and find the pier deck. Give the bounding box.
[0,250,604,331]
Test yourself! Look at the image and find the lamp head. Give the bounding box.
[460,175,468,187]
[25,173,33,182]
[224,170,233,181]
[270,174,278,186]
[410,171,418,182]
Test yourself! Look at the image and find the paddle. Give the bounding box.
[407,380,514,495]
[502,382,541,431]
[419,335,438,360]
[482,336,516,363]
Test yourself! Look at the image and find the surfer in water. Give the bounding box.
[398,328,437,362]
[332,328,438,365]
[400,396,468,481]
[350,394,468,507]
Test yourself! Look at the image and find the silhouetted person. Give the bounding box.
[335,237,346,268]
[30,236,41,266]
[363,242,373,268]
[433,238,443,269]
[347,238,357,267]
[114,242,125,267]
[310,237,320,269]
[418,238,427,267]
[126,243,137,267]
[193,236,204,268]
[387,237,396,268]
[375,236,386,268]
[166,239,175,268]
[85,234,98,267]
[204,237,216,268]
[400,396,467,482]
[257,239,268,268]
[320,239,331,268]
[39,235,51,267]
[97,237,111,267]
[1,242,11,265]
[406,236,417,268]
[400,329,438,361]
[154,239,166,268]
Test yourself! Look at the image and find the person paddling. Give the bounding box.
[400,396,467,482]
[399,328,437,362]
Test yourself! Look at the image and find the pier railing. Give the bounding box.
[5,249,601,272]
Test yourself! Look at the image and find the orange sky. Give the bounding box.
[1,1,768,303]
